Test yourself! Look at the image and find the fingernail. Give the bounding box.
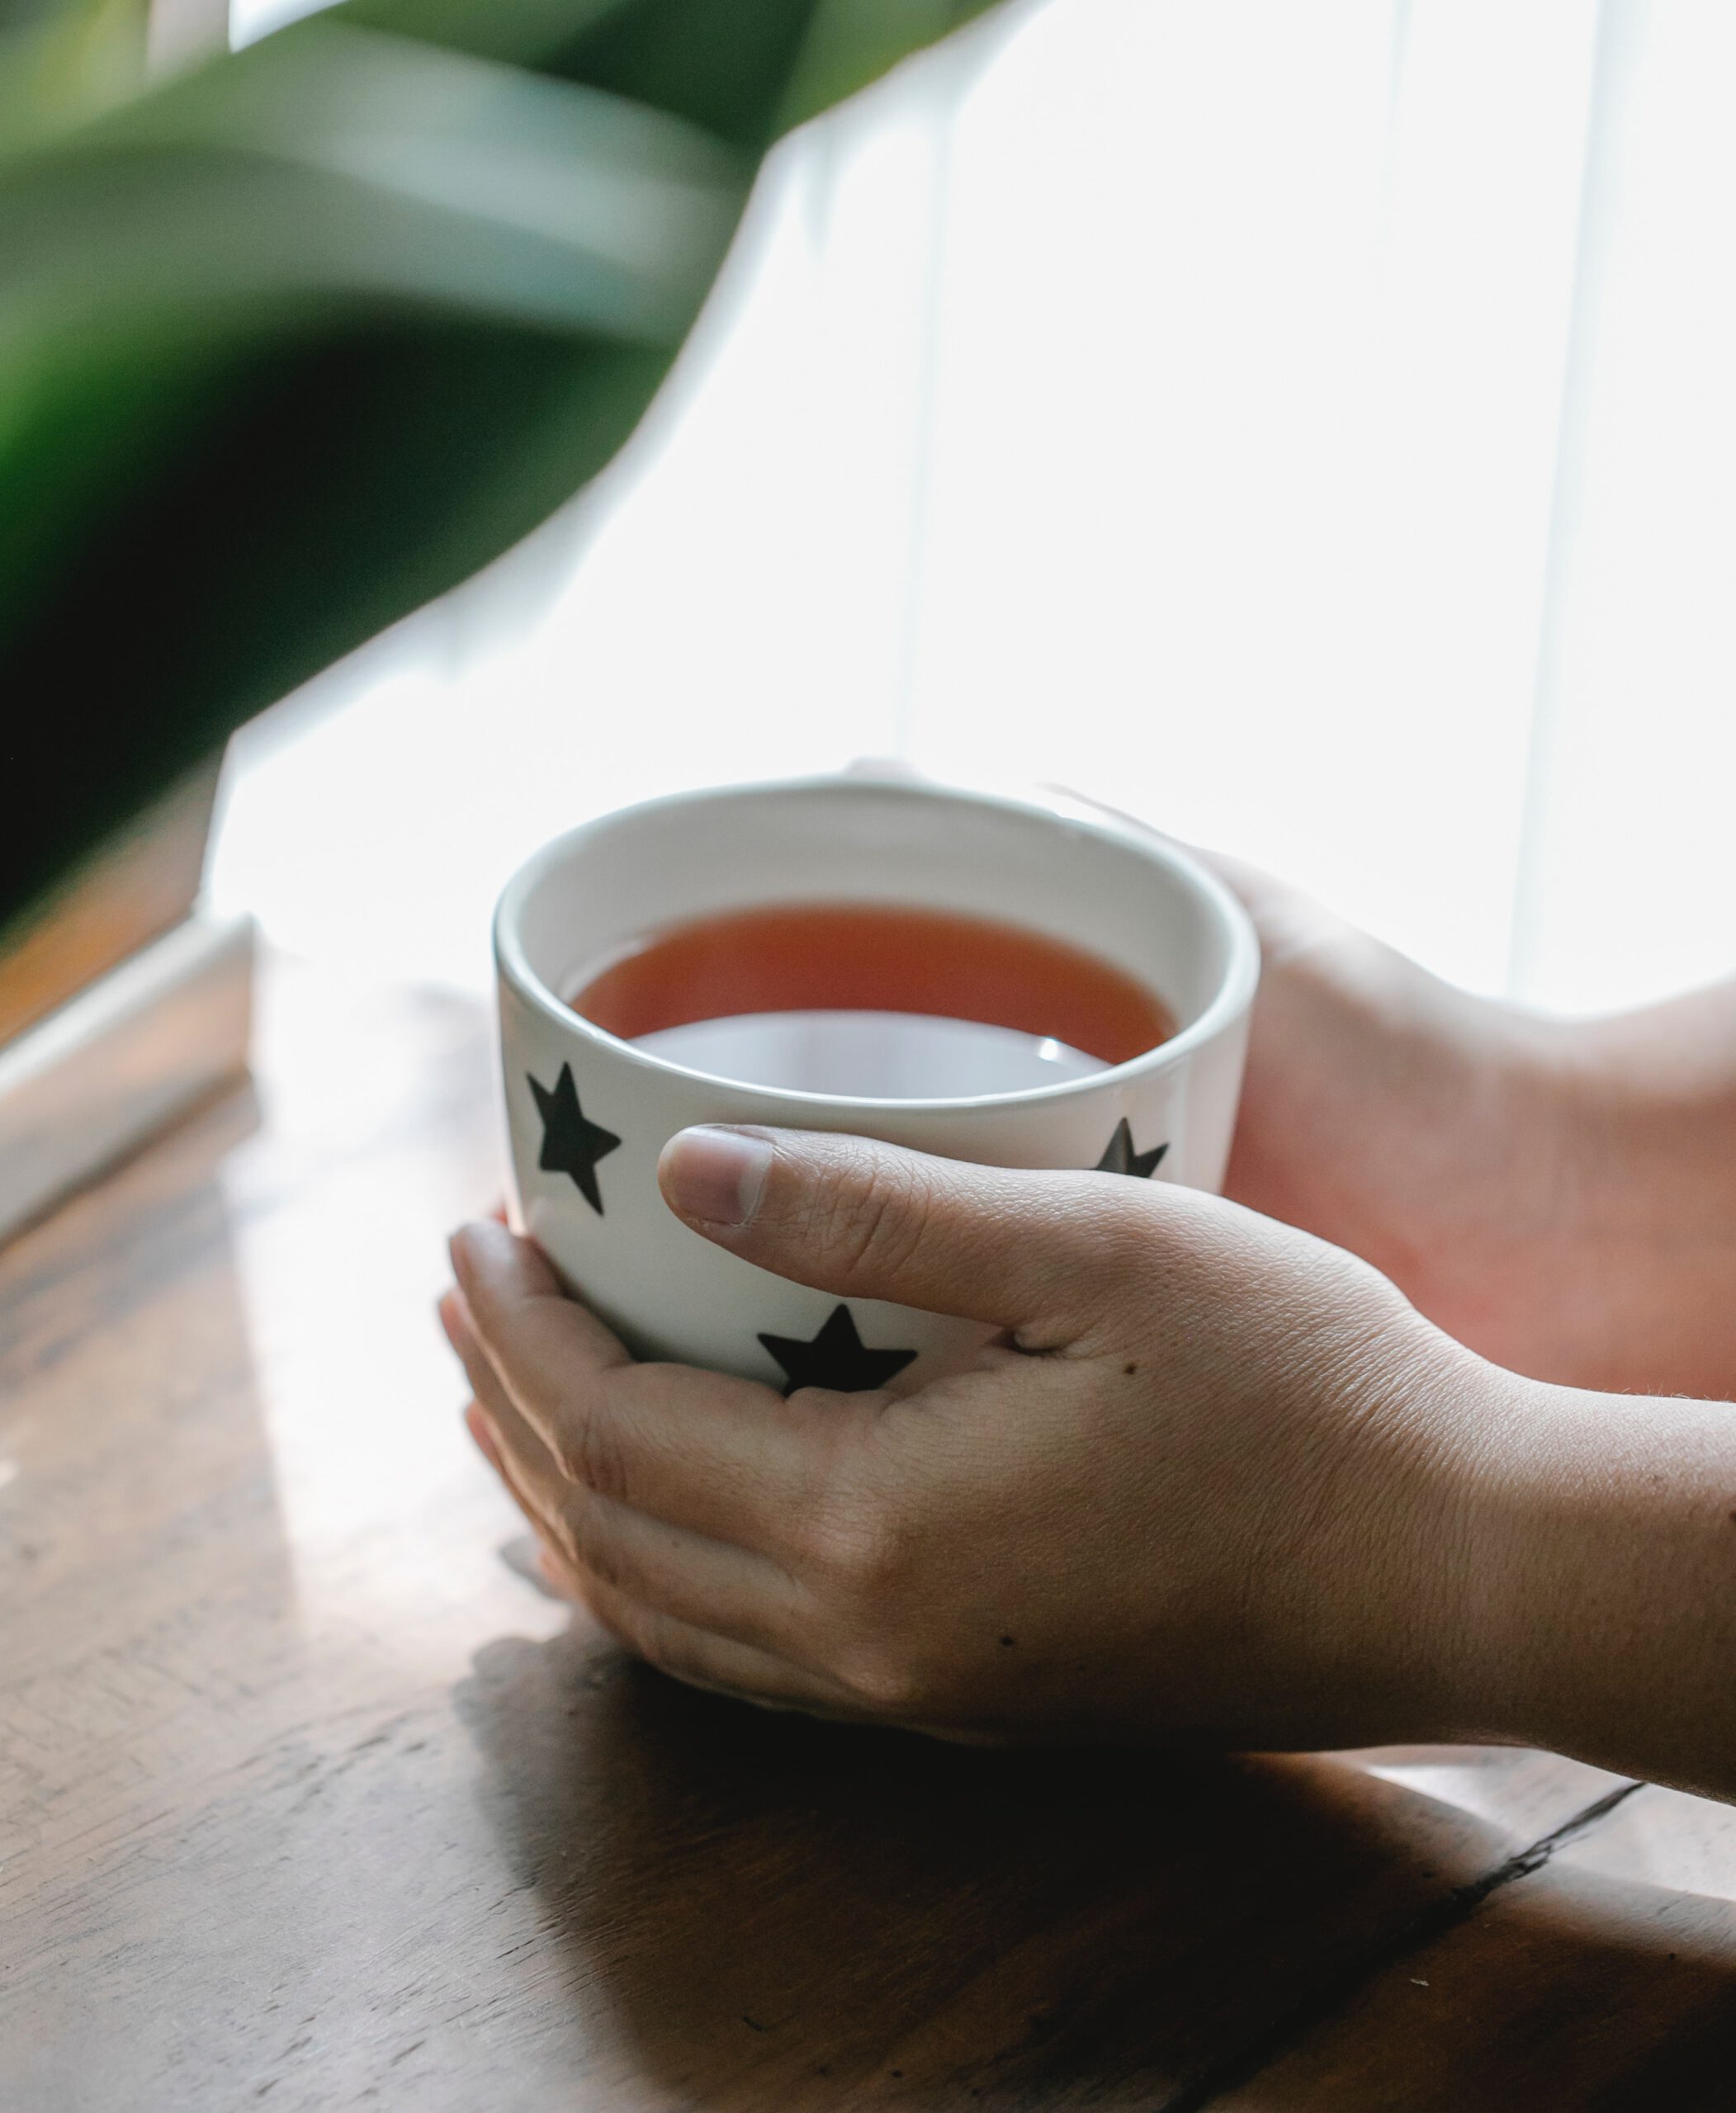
[465,1402,502,1472]
[449,1219,508,1280]
[661,1125,773,1227]
[437,1290,466,1354]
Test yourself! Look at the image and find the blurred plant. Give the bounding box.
[0,0,1000,944]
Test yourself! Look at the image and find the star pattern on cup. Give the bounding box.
[527,1061,621,1215]
[1094,1118,1168,1179]
[758,1303,917,1397]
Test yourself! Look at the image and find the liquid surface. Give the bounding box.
[632,1009,1108,1099]
[568,901,1174,1068]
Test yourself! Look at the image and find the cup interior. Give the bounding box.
[499,781,1249,1099]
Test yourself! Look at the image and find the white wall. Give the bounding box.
[213,0,1736,1014]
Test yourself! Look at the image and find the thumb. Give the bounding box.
[657,1124,1148,1335]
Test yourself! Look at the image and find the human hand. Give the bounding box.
[1054,792,1719,1394]
[439,1126,1509,1751]
[1205,849,1604,1383]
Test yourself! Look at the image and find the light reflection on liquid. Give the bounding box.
[633,1009,1105,1099]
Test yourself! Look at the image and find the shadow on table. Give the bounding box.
[454,1624,1736,2111]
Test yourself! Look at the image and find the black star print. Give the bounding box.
[1094,1118,1168,1179]
[758,1303,917,1397]
[527,1062,620,1215]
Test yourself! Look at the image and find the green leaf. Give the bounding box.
[0,0,149,153]
[0,0,1005,943]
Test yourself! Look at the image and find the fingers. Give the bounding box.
[466,1404,585,1597]
[658,1125,1151,1340]
[462,1387,872,1714]
[442,1274,825,1661]
[450,1218,634,1381]
[448,1221,825,1548]
[443,1289,578,1573]
[446,1289,867,1715]
[577,1569,871,1722]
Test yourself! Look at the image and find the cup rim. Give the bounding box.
[493,775,1260,1115]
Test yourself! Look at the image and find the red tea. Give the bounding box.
[568,902,1173,1099]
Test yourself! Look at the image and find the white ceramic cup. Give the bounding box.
[495,776,1259,1387]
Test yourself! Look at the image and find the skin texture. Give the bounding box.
[442,1162,1494,1754]
[441,856,1736,1797]
[1209,851,1736,1400]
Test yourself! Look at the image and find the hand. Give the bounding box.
[1063,800,1731,1397]
[439,1126,1507,1750]
[1206,849,1601,1382]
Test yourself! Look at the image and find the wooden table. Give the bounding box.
[6,956,1736,2110]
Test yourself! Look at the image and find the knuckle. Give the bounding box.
[811,1155,935,1286]
[542,1507,585,1574]
[553,1402,630,1505]
[834,1640,931,1716]
[1078,1182,1166,1289]
[587,1584,669,1675]
[629,1614,724,1699]
[566,1515,626,1595]
[581,1576,638,1651]
[632,1614,686,1679]
[538,1540,584,1599]
[617,1609,680,1678]
[803,1497,906,1601]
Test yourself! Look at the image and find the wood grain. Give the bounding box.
[3,955,1734,2110]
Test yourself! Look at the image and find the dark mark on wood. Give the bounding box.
[1153,1776,1646,2111]
[13,967,1719,2113]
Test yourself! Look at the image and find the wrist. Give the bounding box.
[1284,1334,1532,1751]
[1445,1374,1736,1791]
[1414,1358,1573,1747]
[1363,1345,1544,1747]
